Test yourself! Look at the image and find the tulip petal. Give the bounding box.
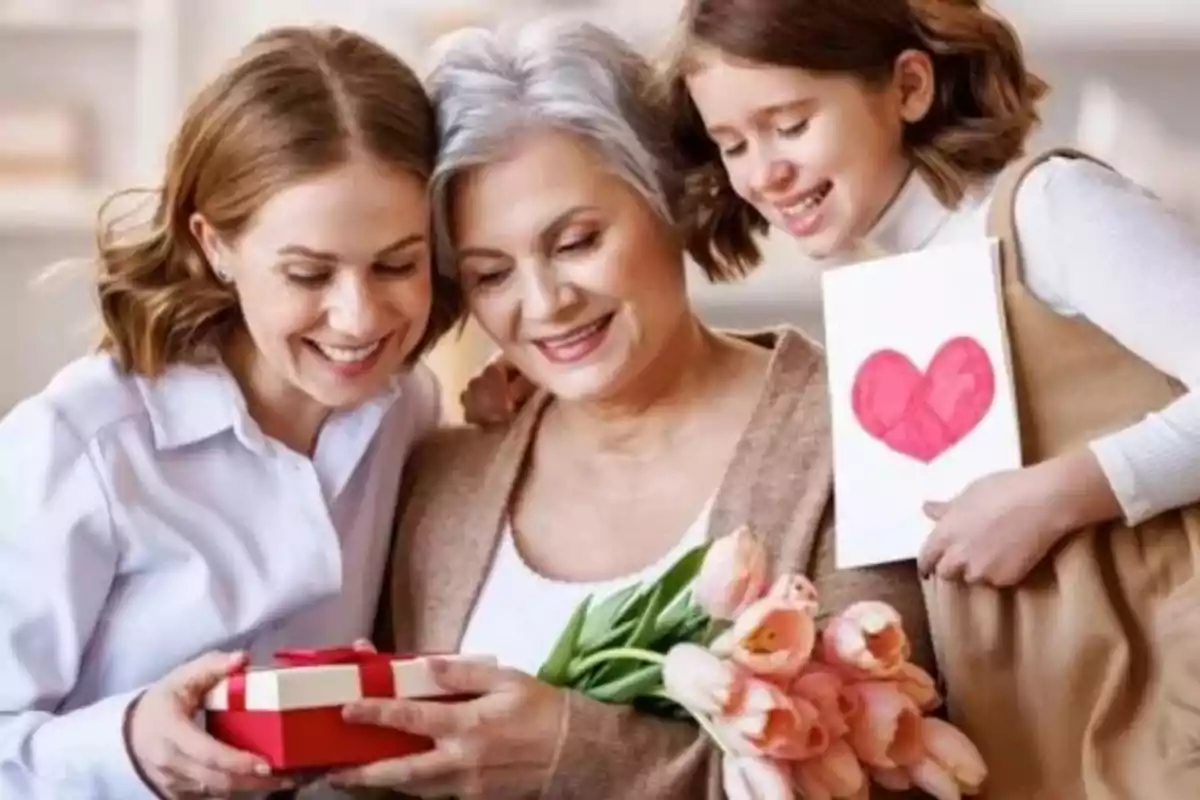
[808,737,865,796]
[922,717,987,792]
[895,661,941,711]
[695,527,769,621]
[848,682,924,768]
[909,756,963,800]
[731,595,817,679]
[663,643,748,717]
[791,665,850,739]
[820,601,909,678]
[871,765,913,791]
[722,754,794,800]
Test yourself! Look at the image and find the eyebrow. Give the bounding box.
[707,100,814,136]
[276,233,426,262]
[456,205,598,263]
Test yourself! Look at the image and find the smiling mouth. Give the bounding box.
[304,335,390,365]
[775,180,832,215]
[532,314,614,364]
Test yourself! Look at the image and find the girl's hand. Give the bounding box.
[459,358,534,427]
[328,658,566,798]
[917,451,1121,586]
[127,651,293,798]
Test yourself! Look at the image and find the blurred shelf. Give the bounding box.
[0,185,105,235]
[0,6,138,34]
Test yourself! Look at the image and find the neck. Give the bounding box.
[549,315,744,456]
[224,330,329,456]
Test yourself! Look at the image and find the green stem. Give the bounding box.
[567,646,665,681]
[650,690,735,757]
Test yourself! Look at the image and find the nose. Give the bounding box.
[326,274,384,339]
[519,261,577,322]
[747,146,795,199]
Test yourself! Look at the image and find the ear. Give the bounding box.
[189,212,233,281]
[892,49,936,124]
[189,212,222,265]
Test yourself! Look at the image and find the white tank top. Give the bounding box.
[458,498,714,675]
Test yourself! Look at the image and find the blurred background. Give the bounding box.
[1,0,1197,418]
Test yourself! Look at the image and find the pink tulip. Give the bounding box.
[871,765,914,791]
[662,643,749,717]
[766,573,819,610]
[729,592,817,680]
[820,601,909,678]
[789,663,852,738]
[912,717,987,795]
[721,754,793,800]
[694,526,769,621]
[719,678,829,760]
[791,737,866,798]
[846,681,925,769]
[894,661,941,711]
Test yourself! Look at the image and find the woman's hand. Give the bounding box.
[916,451,1121,586]
[127,651,293,798]
[328,658,567,798]
[459,358,534,427]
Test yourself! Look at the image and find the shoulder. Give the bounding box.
[1008,153,1162,237]
[405,422,510,495]
[0,354,145,452]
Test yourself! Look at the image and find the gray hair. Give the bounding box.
[424,19,683,276]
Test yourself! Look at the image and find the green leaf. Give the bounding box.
[586,663,664,704]
[576,583,641,653]
[585,581,670,689]
[537,594,591,685]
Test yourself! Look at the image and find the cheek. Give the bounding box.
[466,294,516,344]
[235,279,323,347]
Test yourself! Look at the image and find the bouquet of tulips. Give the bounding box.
[538,527,987,799]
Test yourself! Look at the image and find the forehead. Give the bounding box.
[684,50,842,127]
[451,131,623,240]
[245,156,429,251]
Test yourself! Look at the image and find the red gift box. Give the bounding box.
[203,648,494,773]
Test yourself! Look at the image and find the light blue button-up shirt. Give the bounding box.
[0,353,440,799]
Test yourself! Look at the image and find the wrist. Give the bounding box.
[122,692,170,800]
[1035,449,1122,536]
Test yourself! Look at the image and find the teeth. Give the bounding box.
[541,317,608,347]
[784,184,830,214]
[315,340,382,363]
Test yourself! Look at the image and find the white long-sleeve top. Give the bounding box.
[864,156,1200,525]
[0,354,440,799]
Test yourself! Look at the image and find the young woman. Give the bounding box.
[0,25,459,800]
[664,0,1200,798]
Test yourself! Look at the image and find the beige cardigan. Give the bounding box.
[381,328,933,799]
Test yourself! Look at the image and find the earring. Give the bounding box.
[212,261,233,284]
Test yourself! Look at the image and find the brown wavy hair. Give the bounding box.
[666,0,1049,274]
[95,25,461,376]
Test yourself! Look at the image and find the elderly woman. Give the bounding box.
[328,21,932,799]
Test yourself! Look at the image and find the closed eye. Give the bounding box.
[374,261,418,278]
[779,119,809,137]
[720,141,747,158]
[556,230,600,255]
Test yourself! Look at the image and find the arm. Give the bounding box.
[539,692,719,800]
[0,400,154,798]
[1017,158,1200,526]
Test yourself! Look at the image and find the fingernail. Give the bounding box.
[254,762,271,776]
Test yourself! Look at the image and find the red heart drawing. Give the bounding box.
[851,336,995,463]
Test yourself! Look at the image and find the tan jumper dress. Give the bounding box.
[924,147,1200,799]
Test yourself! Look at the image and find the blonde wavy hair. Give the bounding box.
[95,25,459,376]
[664,0,1050,275]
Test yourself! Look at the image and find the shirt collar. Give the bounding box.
[863,168,955,256]
[136,360,247,451]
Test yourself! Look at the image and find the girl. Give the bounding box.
[666,0,1200,798]
[0,25,459,799]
